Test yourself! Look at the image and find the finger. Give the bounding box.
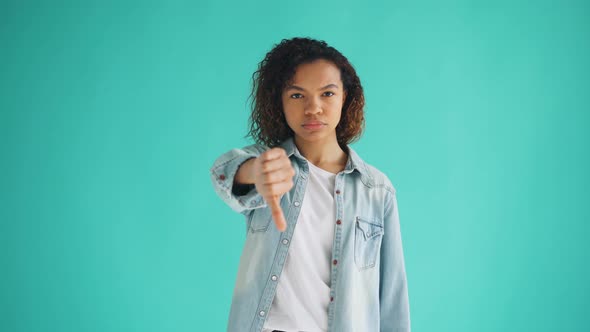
[262,169,295,185]
[260,147,287,162]
[268,195,287,232]
[260,157,293,175]
[261,180,294,197]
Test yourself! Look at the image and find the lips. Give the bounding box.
[304,120,325,125]
[302,120,327,130]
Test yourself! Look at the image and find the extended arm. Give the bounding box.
[210,144,267,215]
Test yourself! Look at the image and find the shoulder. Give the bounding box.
[224,143,269,161]
[360,161,397,195]
[211,142,268,170]
[349,147,397,196]
[240,143,268,155]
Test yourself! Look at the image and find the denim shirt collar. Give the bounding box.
[279,136,372,182]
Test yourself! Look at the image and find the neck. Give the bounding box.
[293,134,348,170]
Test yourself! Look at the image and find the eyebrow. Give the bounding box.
[285,83,340,92]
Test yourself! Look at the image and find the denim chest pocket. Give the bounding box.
[354,216,384,270]
[248,207,272,233]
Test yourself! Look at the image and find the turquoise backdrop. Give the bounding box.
[1,1,589,331]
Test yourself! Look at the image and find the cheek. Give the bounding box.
[282,96,298,109]
[328,98,344,113]
[282,103,299,124]
[283,97,301,112]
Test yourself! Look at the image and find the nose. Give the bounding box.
[304,96,322,115]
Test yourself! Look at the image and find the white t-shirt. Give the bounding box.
[262,160,337,332]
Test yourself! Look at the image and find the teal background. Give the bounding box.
[1,1,589,331]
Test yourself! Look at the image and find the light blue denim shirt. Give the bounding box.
[210,137,410,332]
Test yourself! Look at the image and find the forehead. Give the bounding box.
[289,59,342,86]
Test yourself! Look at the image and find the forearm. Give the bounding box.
[210,145,266,214]
[234,157,256,185]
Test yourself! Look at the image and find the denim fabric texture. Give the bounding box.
[210,137,410,332]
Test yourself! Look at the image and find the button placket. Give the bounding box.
[328,175,344,323]
[255,163,306,330]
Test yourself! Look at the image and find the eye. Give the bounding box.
[290,93,303,99]
[323,91,335,97]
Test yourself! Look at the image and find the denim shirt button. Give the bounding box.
[294,201,300,207]
[271,275,278,281]
[219,174,226,181]
[282,239,289,245]
[259,310,265,316]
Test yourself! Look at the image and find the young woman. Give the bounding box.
[210,37,410,332]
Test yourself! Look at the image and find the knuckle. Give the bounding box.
[272,148,282,156]
[268,173,277,183]
[265,173,275,183]
[263,150,274,160]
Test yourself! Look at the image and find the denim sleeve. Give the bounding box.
[210,144,269,215]
[379,191,411,332]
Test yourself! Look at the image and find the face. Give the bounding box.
[281,59,347,145]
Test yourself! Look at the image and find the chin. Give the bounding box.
[295,132,330,143]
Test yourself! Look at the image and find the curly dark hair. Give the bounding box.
[247,37,365,148]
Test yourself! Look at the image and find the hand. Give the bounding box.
[251,148,295,232]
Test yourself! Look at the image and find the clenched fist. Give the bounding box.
[234,147,295,232]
